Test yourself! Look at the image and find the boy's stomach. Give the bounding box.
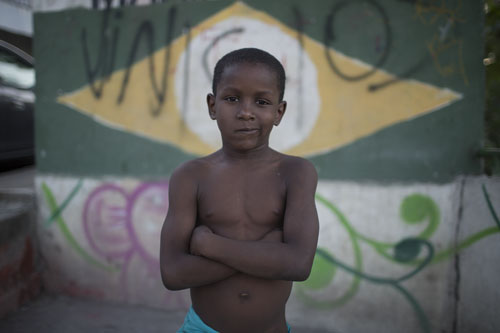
[191,273,292,332]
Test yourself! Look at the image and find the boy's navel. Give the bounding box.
[239,291,250,300]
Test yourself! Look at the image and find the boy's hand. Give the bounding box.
[260,228,283,243]
[190,225,213,256]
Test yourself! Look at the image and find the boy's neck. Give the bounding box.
[220,144,275,162]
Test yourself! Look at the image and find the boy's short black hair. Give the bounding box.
[212,48,286,102]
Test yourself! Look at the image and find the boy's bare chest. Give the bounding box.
[197,167,286,236]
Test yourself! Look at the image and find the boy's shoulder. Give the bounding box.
[171,151,316,181]
[170,152,220,182]
[276,152,317,179]
[171,156,209,176]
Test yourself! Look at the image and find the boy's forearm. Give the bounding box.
[161,253,236,290]
[199,233,312,281]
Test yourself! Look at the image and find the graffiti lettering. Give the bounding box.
[118,6,176,116]
[81,4,177,116]
[321,0,468,91]
[81,5,119,98]
[201,27,245,82]
[323,0,392,82]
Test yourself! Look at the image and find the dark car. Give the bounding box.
[0,40,34,170]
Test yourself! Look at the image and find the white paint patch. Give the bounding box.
[174,17,320,152]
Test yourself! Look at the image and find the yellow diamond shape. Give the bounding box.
[58,2,462,157]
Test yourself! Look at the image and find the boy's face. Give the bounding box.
[207,62,286,152]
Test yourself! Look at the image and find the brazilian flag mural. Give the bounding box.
[35,0,483,182]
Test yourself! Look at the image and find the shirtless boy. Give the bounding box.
[160,48,319,333]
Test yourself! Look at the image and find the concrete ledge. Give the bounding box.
[0,190,41,319]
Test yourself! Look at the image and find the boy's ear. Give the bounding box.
[207,93,216,120]
[273,101,287,126]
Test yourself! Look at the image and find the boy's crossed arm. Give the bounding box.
[160,159,319,290]
[190,159,319,282]
[160,164,236,291]
[159,164,284,290]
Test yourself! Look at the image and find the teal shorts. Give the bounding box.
[177,306,291,332]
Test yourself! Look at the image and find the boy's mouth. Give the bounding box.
[235,128,259,133]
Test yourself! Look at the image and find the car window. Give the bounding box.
[0,48,34,90]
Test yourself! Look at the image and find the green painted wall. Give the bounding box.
[34,0,484,181]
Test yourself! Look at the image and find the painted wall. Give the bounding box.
[32,1,500,332]
[35,175,500,332]
[34,0,483,182]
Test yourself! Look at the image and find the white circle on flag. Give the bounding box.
[174,17,320,152]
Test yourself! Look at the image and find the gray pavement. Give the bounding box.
[0,293,186,333]
[0,293,331,333]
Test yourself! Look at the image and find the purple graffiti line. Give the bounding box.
[83,181,169,300]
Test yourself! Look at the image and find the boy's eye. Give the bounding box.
[224,96,239,102]
[256,99,270,106]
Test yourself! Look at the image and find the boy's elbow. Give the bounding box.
[161,266,185,291]
[162,277,183,291]
[289,255,314,281]
[294,255,314,281]
[292,265,312,282]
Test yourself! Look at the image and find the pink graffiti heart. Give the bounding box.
[83,182,169,264]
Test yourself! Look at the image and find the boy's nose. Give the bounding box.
[236,106,255,120]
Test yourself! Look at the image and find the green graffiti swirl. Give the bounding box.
[300,187,500,333]
[297,194,362,308]
[315,243,432,333]
[298,193,433,333]
[355,194,439,264]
